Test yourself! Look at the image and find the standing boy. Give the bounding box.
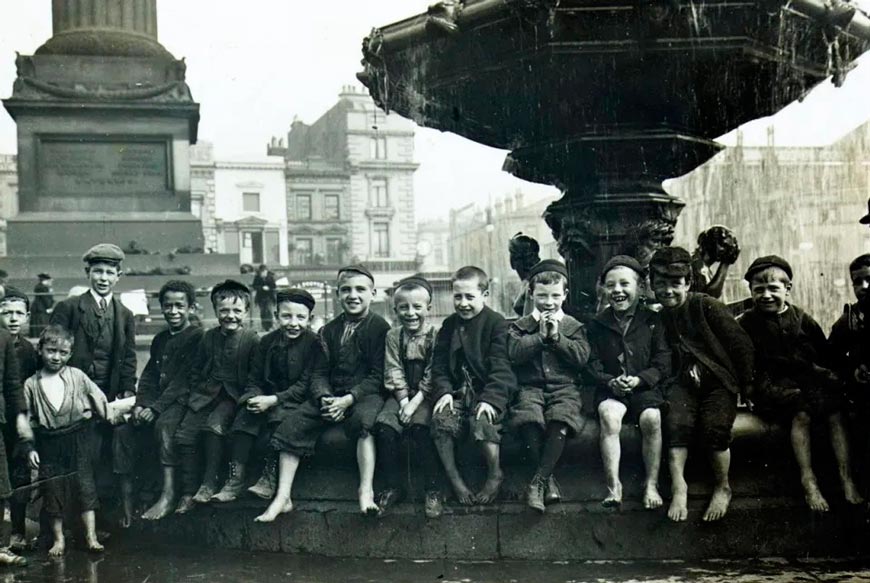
[49,243,137,526]
[174,280,259,513]
[132,281,204,520]
[508,260,588,513]
[649,247,755,522]
[739,255,862,511]
[587,256,671,510]
[268,265,390,515]
[430,266,516,505]
[374,275,443,518]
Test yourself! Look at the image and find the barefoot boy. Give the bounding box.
[23,325,107,557]
[507,260,588,513]
[649,247,754,522]
[249,289,321,522]
[739,255,862,511]
[430,266,516,505]
[587,256,671,510]
[268,265,390,515]
[374,275,443,518]
[133,281,204,520]
[174,280,259,513]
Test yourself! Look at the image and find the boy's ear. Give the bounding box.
[482,289,490,298]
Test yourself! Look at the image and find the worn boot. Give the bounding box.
[527,474,546,513]
[192,475,220,504]
[212,462,246,503]
[248,456,277,500]
[545,475,562,505]
[424,491,444,519]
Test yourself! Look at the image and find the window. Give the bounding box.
[295,238,313,265]
[326,238,343,265]
[370,136,387,160]
[296,193,312,221]
[242,192,260,212]
[324,194,340,220]
[372,223,390,258]
[369,178,388,208]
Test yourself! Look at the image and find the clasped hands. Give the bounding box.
[538,311,559,341]
[608,374,640,398]
[320,394,354,422]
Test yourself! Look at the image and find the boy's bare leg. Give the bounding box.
[476,442,503,504]
[48,518,65,557]
[703,448,732,521]
[82,510,103,552]
[119,476,134,528]
[639,408,663,510]
[433,434,474,505]
[255,452,300,523]
[598,400,626,507]
[143,467,177,521]
[792,412,828,511]
[357,434,379,515]
[828,411,864,504]
[667,447,689,522]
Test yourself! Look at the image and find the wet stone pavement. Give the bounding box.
[1,547,870,583]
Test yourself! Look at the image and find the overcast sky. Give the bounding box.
[2,1,870,221]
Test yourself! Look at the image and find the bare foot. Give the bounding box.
[843,479,865,505]
[143,495,176,521]
[451,480,475,506]
[254,497,293,523]
[803,481,830,512]
[668,487,688,522]
[602,482,623,508]
[475,469,503,505]
[48,539,65,558]
[174,495,196,515]
[702,486,732,522]
[359,488,379,516]
[643,483,663,510]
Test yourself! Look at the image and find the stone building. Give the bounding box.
[0,155,16,255]
[668,126,870,329]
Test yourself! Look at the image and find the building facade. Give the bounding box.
[417,218,451,273]
[0,154,16,256]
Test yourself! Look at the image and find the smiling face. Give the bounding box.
[277,301,311,339]
[215,297,248,333]
[452,277,488,320]
[161,291,192,333]
[86,262,121,297]
[393,287,431,333]
[851,265,870,307]
[0,299,29,337]
[749,267,791,314]
[602,266,641,313]
[531,279,567,315]
[337,274,375,318]
[651,274,691,310]
[41,339,72,373]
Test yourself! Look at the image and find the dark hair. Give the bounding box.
[394,282,432,302]
[158,280,197,308]
[849,253,870,273]
[0,287,30,311]
[649,269,693,285]
[529,271,568,291]
[39,324,74,350]
[212,288,251,310]
[257,264,268,272]
[452,266,489,291]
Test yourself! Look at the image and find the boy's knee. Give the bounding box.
[703,425,732,452]
[597,402,624,434]
[793,411,812,427]
[639,408,662,433]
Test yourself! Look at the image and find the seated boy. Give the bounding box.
[0,288,39,549]
[269,265,390,515]
[374,275,442,518]
[649,247,754,522]
[129,281,204,520]
[739,255,862,511]
[587,256,671,510]
[248,289,321,522]
[507,260,588,513]
[430,266,516,505]
[175,280,260,514]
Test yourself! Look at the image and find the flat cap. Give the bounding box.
[395,274,433,298]
[600,255,645,283]
[744,255,793,282]
[0,287,29,308]
[276,288,316,312]
[528,259,569,281]
[37,273,51,280]
[210,279,250,304]
[82,243,125,265]
[649,247,692,278]
[338,264,374,283]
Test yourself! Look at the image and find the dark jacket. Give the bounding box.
[187,327,259,412]
[662,293,754,395]
[586,306,672,390]
[0,329,26,425]
[13,336,38,386]
[50,292,137,400]
[508,313,590,390]
[828,302,869,385]
[136,325,204,414]
[310,312,391,403]
[242,328,319,415]
[252,273,277,307]
[430,306,516,414]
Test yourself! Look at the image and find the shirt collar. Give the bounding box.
[531,308,565,322]
[90,289,113,306]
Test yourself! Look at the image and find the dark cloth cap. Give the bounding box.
[82,243,125,265]
[210,279,250,304]
[861,198,870,225]
[37,273,51,280]
[395,275,433,298]
[337,264,374,283]
[649,246,692,278]
[744,255,793,282]
[600,255,645,283]
[276,288,315,312]
[0,287,29,307]
[528,259,569,281]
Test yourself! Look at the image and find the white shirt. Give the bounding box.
[89,290,113,310]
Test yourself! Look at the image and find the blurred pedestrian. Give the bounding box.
[252,265,277,332]
[30,273,54,338]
